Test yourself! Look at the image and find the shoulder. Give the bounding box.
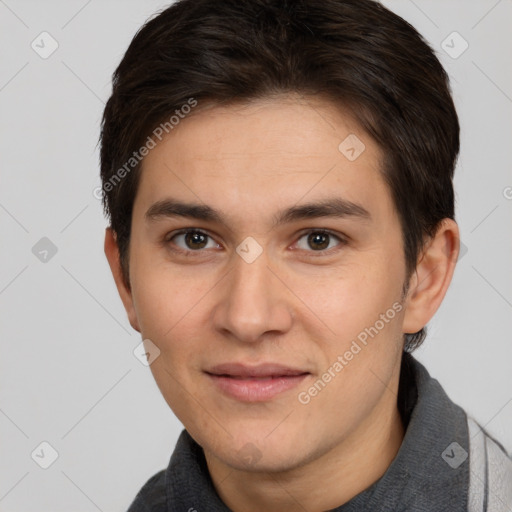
[126,469,167,512]
[467,416,512,512]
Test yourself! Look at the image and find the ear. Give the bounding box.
[402,219,460,335]
[104,227,140,333]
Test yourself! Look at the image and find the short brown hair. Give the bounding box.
[100,0,460,351]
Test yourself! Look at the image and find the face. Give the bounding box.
[122,96,409,472]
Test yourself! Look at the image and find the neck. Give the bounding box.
[205,385,405,512]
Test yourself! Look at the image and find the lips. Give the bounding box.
[205,363,310,402]
[206,362,309,378]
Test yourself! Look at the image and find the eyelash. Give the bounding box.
[164,228,347,257]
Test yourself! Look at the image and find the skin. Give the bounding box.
[105,95,460,512]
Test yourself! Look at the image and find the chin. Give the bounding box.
[222,447,306,474]
[210,431,311,473]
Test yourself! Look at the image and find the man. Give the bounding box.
[99,0,512,510]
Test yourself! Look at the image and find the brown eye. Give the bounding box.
[169,230,218,251]
[296,230,344,252]
[184,231,208,249]
[307,232,330,250]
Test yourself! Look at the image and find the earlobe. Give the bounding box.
[104,227,141,333]
[402,219,460,335]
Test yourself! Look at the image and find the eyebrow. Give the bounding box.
[145,197,371,227]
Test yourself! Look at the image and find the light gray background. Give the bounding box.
[1,1,511,511]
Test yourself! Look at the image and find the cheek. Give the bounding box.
[289,261,405,398]
[129,261,213,394]
[290,261,401,337]
[130,258,207,340]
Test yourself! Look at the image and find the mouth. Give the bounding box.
[204,363,311,402]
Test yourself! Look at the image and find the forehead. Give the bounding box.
[157,96,376,169]
[134,96,396,227]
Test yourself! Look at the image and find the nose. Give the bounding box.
[212,247,293,344]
